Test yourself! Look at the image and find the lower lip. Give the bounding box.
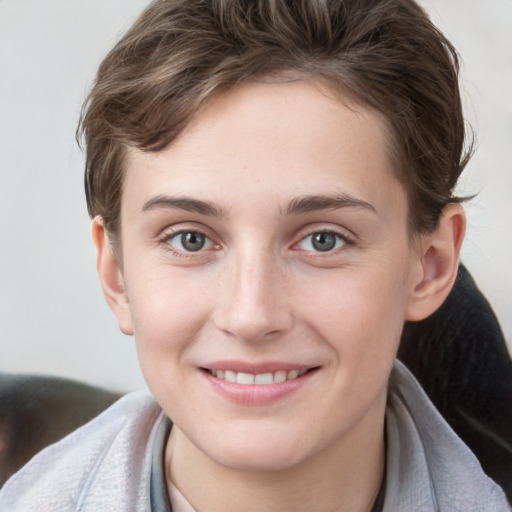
[201,369,318,405]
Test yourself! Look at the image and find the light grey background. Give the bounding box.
[1,0,511,392]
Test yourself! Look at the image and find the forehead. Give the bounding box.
[122,80,406,224]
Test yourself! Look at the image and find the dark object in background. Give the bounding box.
[399,264,512,503]
[0,373,122,487]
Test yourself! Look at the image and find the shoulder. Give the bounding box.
[384,360,510,511]
[0,389,163,512]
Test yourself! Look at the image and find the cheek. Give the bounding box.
[295,263,410,361]
[127,273,216,411]
[127,271,213,359]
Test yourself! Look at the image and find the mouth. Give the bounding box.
[200,364,320,404]
[201,367,319,385]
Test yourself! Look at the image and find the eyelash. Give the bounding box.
[294,229,355,256]
[159,229,218,259]
[159,228,355,258]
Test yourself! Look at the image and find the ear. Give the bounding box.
[91,217,134,335]
[405,203,466,321]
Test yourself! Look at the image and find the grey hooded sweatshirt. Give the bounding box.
[0,361,509,511]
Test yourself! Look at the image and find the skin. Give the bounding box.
[93,80,465,511]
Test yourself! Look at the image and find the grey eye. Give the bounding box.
[168,231,212,252]
[181,232,205,251]
[311,233,336,251]
[298,232,345,252]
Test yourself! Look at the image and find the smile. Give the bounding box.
[205,368,309,385]
[201,365,320,404]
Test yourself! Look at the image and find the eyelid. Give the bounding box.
[294,224,356,243]
[169,231,214,251]
[299,232,345,251]
[291,226,356,256]
[159,224,221,257]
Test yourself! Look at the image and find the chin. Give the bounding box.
[200,426,315,473]
[214,445,306,473]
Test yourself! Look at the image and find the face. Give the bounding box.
[113,80,424,473]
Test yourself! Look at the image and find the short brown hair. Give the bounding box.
[78,0,472,239]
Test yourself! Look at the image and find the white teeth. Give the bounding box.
[254,372,273,385]
[274,370,287,383]
[210,368,307,385]
[225,370,236,383]
[237,372,255,385]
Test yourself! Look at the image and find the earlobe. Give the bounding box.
[405,203,466,321]
[91,217,134,335]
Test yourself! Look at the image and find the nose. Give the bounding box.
[213,251,293,342]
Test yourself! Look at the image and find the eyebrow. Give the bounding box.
[284,194,376,215]
[141,195,226,217]
[141,193,376,218]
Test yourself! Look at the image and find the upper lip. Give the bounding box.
[200,360,316,374]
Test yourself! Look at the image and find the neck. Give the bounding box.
[166,396,386,512]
